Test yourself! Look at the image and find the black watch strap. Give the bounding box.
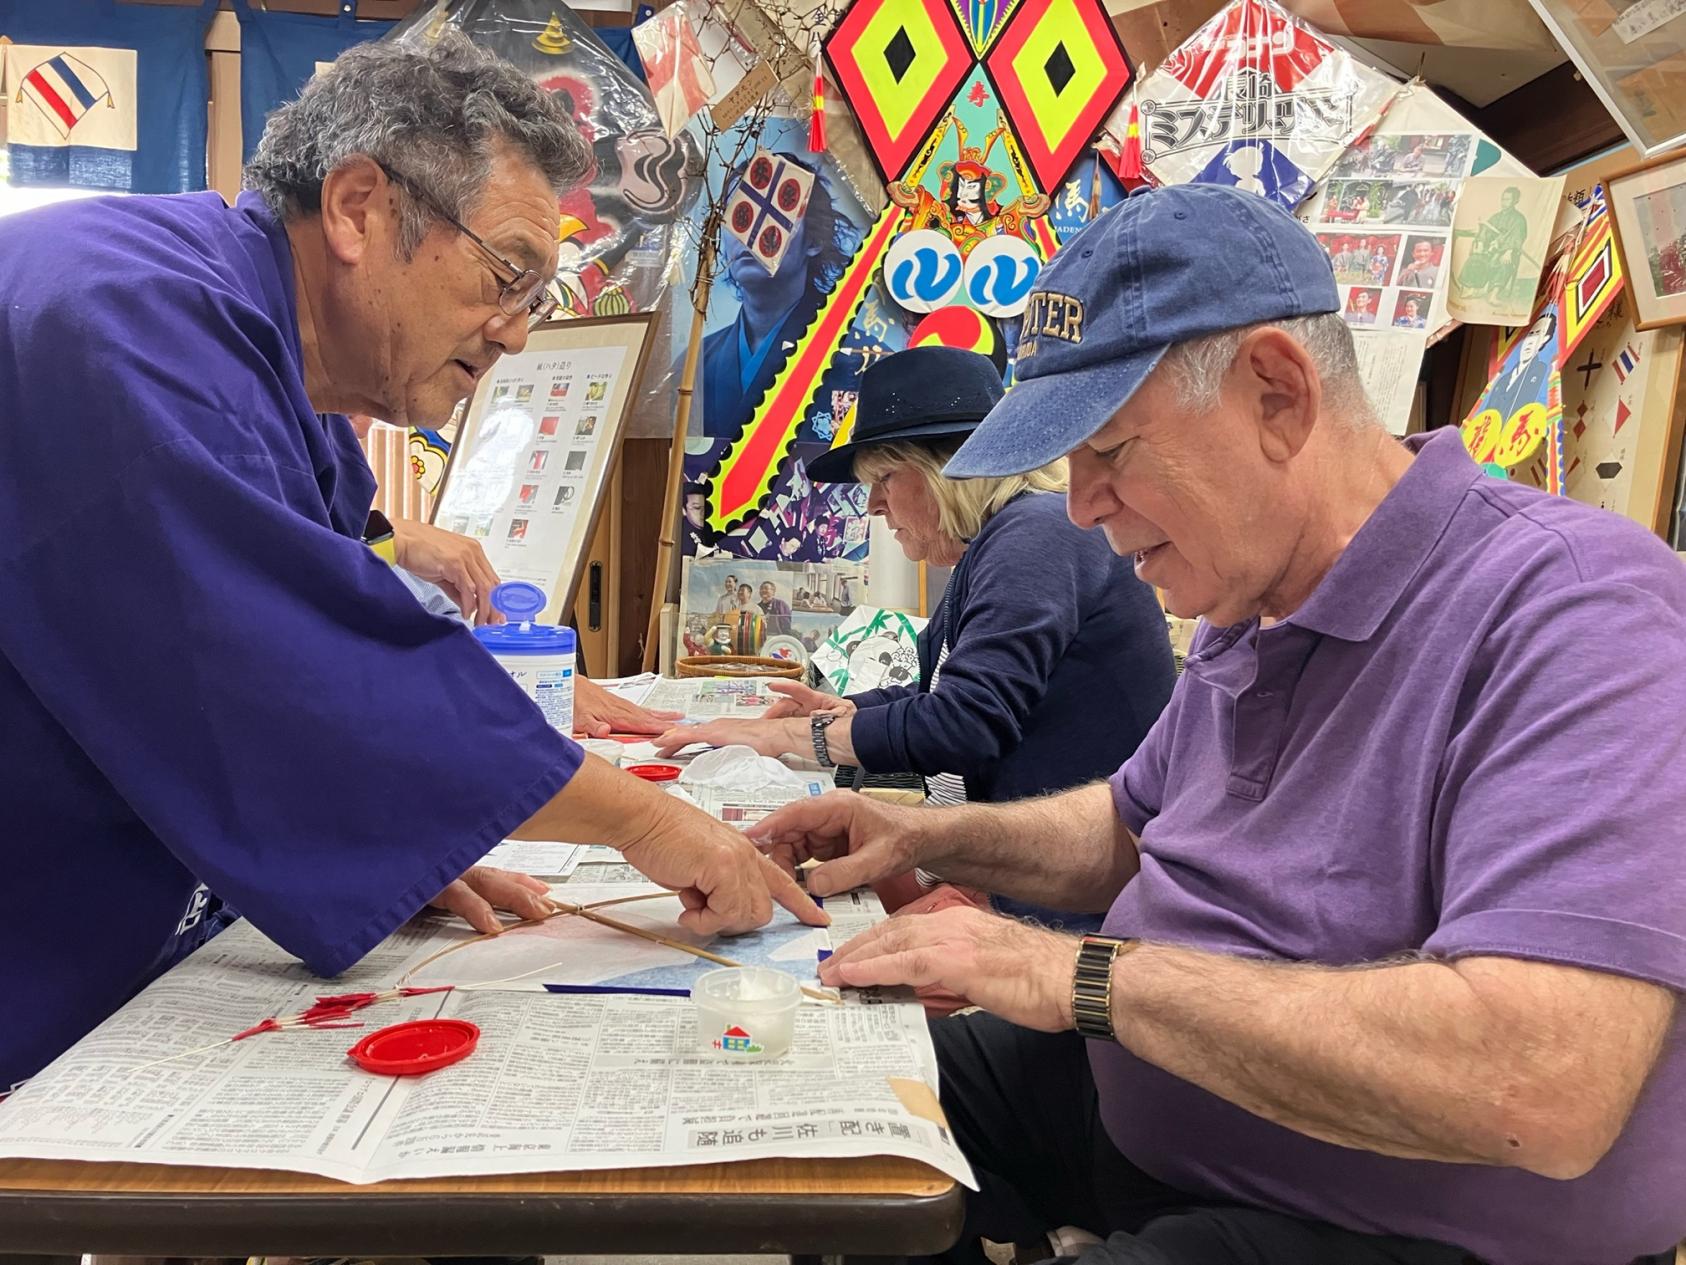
[811,712,837,767]
[1072,935,1132,1041]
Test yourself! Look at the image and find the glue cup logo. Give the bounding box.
[885,230,964,313]
[714,1024,764,1054]
[962,237,1042,317]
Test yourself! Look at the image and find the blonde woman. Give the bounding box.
[656,347,1175,927]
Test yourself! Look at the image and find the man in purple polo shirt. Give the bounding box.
[753,185,1686,1265]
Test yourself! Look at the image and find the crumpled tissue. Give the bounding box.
[679,745,815,792]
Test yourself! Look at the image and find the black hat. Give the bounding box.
[806,345,1004,484]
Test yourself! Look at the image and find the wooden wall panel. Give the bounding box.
[1466,62,1624,177]
[614,437,671,676]
[1111,0,1228,73]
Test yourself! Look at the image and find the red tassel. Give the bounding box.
[1118,101,1143,184]
[232,1017,283,1042]
[808,42,827,153]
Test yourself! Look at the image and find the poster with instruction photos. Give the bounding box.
[431,314,656,624]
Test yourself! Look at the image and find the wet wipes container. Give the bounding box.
[473,581,575,735]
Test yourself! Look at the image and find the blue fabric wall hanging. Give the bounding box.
[0,0,216,192]
[232,0,395,165]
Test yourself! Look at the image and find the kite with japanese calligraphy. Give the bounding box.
[1133,0,1400,210]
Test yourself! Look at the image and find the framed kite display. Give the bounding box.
[1525,0,1686,160]
[431,314,657,625]
[1605,147,1686,331]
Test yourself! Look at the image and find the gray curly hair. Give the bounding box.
[1159,313,1379,427]
[244,30,590,257]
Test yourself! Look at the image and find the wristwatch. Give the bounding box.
[363,509,398,565]
[810,713,838,768]
[1072,934,1135,1041]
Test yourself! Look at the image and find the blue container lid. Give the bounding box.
[473,582,576,654]
[491,581,547,621]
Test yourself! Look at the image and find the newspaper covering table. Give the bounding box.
[480,839,586,877]
[0,883,972,1188]
[643,676,790,720]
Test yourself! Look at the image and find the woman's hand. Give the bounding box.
[762,679,855,720]
[651,718,804,759]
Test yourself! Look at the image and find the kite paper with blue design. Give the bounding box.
[0,0,215,193]
[406,883,830,995]
[1194,139,1312,210]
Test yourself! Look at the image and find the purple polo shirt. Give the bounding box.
[1097,429,1686,1265]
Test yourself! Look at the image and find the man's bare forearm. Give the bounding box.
[1106,944,1674,1178]
[916,782,1138,913]
[510,752,676,849]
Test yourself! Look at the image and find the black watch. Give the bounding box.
[1072,935,1134,1041]
[810,713,838,767]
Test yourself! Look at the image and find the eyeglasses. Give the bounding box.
[377,161,559,328]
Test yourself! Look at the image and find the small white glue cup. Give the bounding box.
[692,967,800,1061]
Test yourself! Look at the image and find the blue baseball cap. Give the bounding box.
[945,184,1341,479]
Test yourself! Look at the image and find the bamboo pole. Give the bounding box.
[643,237,717,670]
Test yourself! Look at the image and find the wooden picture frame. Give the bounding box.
[430,313,657,625]
[1526,0,1686,159]
[1606,147,1686,331]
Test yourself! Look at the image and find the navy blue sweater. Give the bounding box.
[849,491,1175,853]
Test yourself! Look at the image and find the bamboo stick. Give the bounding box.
[548,898,839,1003]
[643,238,718,670]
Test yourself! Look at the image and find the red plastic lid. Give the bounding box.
[347,1019,479,1076]
[625,762,682,782]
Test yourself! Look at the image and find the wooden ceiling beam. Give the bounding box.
[1463,60,1624,175]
